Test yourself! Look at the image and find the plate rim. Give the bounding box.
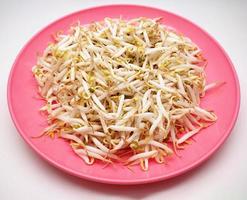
[7,4,241,185]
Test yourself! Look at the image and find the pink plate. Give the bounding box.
[8,5,240,184]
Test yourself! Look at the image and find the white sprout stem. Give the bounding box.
[60,133,82,144]
[127,150,157,163]
[108,125,137,132]
[116,95,125,117]
[177,127,202,144]
[73,148,111,163]
[204,81,225,92]
[91,137,110,153]
[92,94,106,111]
[72,148,94,165]
[149,140,173,154]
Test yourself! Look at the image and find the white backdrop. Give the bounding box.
[0,0,246,199]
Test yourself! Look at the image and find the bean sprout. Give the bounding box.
[32,17,218,170]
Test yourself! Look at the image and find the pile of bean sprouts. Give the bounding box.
[32,17,218,170]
